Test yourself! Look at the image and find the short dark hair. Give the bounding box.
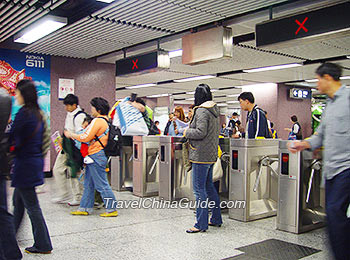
[291,115,298,122]
[232,112,238,116]
[90,97,110,115]
[135,97,146,106]
[83,114,93,124]
[238,92,254,103]
[194,84,213,106]
[315,63,342,81]
[63,94,79,106]
[270,122,274,128]
[155,121,159,124]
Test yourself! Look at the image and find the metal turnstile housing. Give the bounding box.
[158,136,194,201]
[110,137,133,191]
[229,139,279,222]
[277,141,325,234]
[132,136,160,197]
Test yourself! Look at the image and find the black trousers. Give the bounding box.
[325,169,350,260]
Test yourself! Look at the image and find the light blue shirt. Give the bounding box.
[307,85,350,180]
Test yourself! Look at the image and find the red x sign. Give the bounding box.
[132,59,138,70]
[295,17,308,35]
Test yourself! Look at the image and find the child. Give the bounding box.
[270,122,278,139]
[75,115,94,164]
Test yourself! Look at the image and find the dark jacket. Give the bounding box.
[10,107,44,188]
[0,89,11,178]
[164,121,171,136]
[185,101,220,164]
[246,105,271,139]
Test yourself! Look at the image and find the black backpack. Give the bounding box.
[95,117,121,157]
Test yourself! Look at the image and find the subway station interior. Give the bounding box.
[0,0,350,259]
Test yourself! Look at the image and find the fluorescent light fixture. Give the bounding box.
[174,75,216,83]
[347,56,350,59]
[217,103,228,107]
[227,100,239,104]
[169,49,183,58]
[186,97,195,101]
[305,79,318,83]
[14,15,67,44]
[311,89,317,92]
[340,76,350,80]
[243,63,302,73]
[125,83,156,90]
[211,89,218,92]
[186,91,195,95]
[96,0,114,3]
[227,94,240,97]
[147,93,169,98]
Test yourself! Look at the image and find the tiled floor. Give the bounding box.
[7,179,332,260]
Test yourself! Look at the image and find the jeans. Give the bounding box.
[325,169,350,260]
[0,178,22,260]
[13,187,52,252]
[192,163,222,230]
[79,150,117,213]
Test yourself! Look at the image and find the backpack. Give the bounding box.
[73,110,87,129]
[95,117,121,157]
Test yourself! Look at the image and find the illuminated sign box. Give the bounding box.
[289,88,311,99]
[116,50,170,77]
[256,2,350,47]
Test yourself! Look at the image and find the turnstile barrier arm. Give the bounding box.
[306,160,322,203]
[148,151,160,175]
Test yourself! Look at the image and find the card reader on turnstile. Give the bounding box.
[277,141,325,234]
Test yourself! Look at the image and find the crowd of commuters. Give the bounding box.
[0,62,347,260]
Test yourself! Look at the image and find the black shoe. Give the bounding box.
[208,222,222,227]
[25,246,51,254]
[186,228,206,233]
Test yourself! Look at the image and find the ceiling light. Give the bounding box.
[227,94,240,97]
[174,75,216,83]
[14,15,67,44]
[125,83,156,89]
[96,0,114,3]
[186,97,195,101]
[305,79,318,83]
[147,94,169,98]
[243,63,302,73]
[217,103,228,107]
[311,89,317,92]
[169,49,183,58]
[186,91,195,95]
[340,76,350,80]
[347,56,350,59]
[211,89,218,92]
[227,101,240,104]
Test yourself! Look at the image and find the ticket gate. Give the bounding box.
[277,141,325,234]
[219,138,230,199]
[158,136,195,201]
[132,136,160,197]
[229,139,279,222]
[110,136,133,191]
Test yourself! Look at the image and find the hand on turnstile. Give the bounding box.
[287,140,310,153]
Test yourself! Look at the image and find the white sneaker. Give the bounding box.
[68,200,81,206]
[51,197,71,204]
[84,156,94,164]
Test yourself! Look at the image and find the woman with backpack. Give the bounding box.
[64,97,118,217]
[10,80,52,254]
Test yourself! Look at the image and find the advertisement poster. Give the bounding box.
[58,78,74,100]
[0,48,51,171]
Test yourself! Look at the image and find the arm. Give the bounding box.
[65,118,105,143]
[184,109,209,140]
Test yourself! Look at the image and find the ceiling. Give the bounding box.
[1,0,349,109]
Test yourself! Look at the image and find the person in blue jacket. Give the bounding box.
[10,80,52,255]
[238,92,271,139]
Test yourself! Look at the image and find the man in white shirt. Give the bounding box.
[52,94,85,206]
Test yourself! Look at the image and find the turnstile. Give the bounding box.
[229,139,279,222]
[133,136,160,197]
[158,136,194,201]
[219,137,230,199]
[110,137,133,191]
[277,141,325,234]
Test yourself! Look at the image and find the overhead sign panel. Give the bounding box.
[116,50,170,77]
[289,88,311,100]
[256,2,350,47]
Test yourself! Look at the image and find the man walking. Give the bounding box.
[288,63,350,260]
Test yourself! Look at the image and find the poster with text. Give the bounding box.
[0,48,50,125]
